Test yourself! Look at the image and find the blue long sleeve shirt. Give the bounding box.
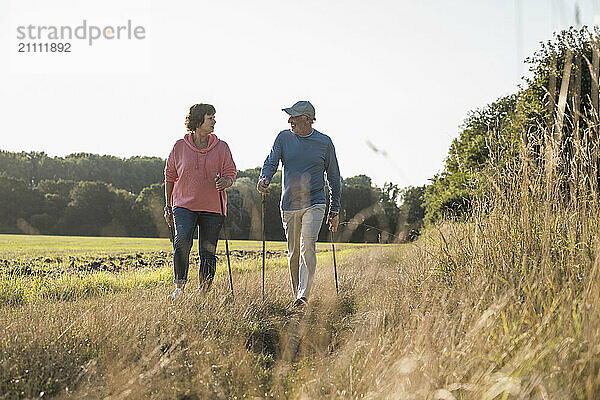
[261,129,341,213]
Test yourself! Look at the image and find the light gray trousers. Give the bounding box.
[282,204,326,300]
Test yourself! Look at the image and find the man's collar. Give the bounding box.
[295,128,314,137]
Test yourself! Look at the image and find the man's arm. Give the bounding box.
[257,133,283,194]
[325,139,341,213]
[325,139,342,232]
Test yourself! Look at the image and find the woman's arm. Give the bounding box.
[164,148,177,226]
[217,142,237,190]
[164,181,175,226]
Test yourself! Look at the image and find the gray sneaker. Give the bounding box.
[167,288,183,301]
[293,297,308,308]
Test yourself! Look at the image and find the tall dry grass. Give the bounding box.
[288,120,600,398]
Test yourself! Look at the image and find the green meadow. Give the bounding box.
[0,233,374,258]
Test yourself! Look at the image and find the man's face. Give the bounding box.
[198,114,216,134]
[288,114,311,134]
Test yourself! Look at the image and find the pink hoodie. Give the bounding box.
[165,133,237,214]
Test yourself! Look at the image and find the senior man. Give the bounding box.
[257,100,341,307]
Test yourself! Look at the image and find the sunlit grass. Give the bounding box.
[0,268,172,306]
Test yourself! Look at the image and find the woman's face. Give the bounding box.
[197,114,216,134]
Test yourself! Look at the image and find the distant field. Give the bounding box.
[0,234,380,259]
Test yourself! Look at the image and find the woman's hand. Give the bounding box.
[215,176,232,191]
[164,205,174,226]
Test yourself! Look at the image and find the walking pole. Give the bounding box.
[168,223,175,243]
[261,194,266,300]
[218,189,234,299]
[330,230,339,295]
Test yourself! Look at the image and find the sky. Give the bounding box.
[1,0,599,189]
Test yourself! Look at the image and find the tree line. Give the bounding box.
[0,153,424,242]
[0,151,164,194]
[424,27,600,223]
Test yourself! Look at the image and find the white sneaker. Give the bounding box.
[167,288,183,301]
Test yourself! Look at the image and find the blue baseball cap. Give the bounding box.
[282,100,316,121]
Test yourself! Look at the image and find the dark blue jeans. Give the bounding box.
[172,207,223,288]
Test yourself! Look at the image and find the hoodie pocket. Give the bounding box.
[205,157,219,180]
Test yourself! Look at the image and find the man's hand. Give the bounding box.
[327,213,339,232]
[164,206,174,227]
[257,177,270,195]
[215,176,232,191]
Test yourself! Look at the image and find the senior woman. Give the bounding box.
[164,103,237,300]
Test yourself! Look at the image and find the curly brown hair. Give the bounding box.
[185,103,216,133]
